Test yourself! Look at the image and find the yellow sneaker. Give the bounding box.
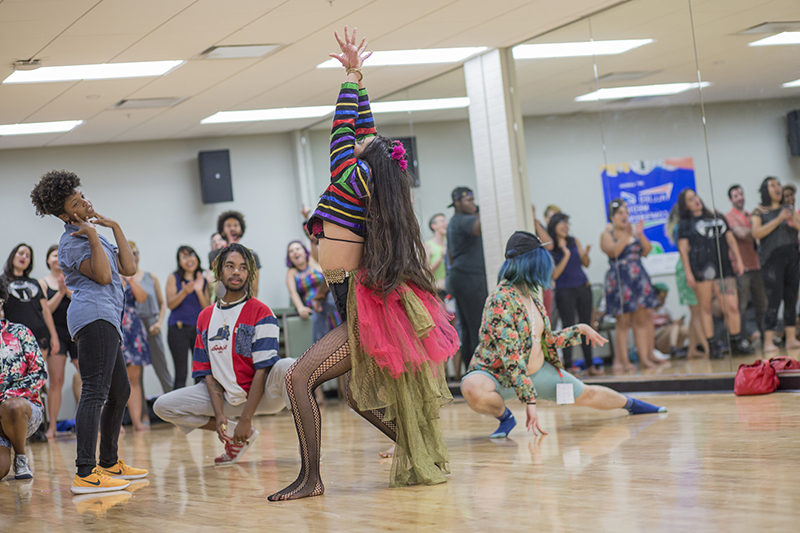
[71,468,131,494]
[99,460,148,480]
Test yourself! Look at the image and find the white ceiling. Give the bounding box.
[0,0,798,150]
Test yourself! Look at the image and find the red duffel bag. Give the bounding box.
[734,359,780,396]
[768,356,800,372]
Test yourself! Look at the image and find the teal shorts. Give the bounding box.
[463,362,585,402]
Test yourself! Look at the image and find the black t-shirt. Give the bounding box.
[446,213,484,275]
[208,247,262,270]
[1,275,48,340]
[678,216,733,280]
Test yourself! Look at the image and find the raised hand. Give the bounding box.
[91,212,118,229]
[69,213,96,237]
[329,25,372,70]
[634,220,645,236]
[57,273,68,294]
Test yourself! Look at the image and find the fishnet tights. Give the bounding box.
[267,323,397,501]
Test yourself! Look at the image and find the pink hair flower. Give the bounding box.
[391,141,408,171]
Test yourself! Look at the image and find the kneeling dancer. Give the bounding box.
[462,231,666,438]
[154,244,292,465]
[268,27,458,501]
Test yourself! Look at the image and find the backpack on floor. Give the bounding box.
[768,356,800,372]
[734,359,780,396]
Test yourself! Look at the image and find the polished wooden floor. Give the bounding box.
[2,393,800,532]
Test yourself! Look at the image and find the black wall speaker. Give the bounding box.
[394,136,420,187]
[788,111,800,157]
[198,150,233,204]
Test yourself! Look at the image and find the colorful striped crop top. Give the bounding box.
[308,82,377,238]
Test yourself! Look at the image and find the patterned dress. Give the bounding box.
[121,284,152,366]
[604,240,659,317]
[294,267,341,336]
[468,280,582,402]
[0,319,47,407]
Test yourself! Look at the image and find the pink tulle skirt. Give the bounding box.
[355,280,459,379]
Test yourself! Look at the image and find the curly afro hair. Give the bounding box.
[217,210,246,239]
[30,170,81,217]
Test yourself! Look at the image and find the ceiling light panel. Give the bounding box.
[784,78,800,88]
[740,22,800,35]
[0,120,83,136]
[2,61,185,84]
[513,39,653,59]
[749,32,800,46]
[575,82,711,101]
[201,98,471,124]
[317,47,487,68]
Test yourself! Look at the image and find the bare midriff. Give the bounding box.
[522,293,546,376]
[318,220,364,272]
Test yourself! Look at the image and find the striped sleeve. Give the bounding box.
[252,311,280,370]
[330,82,375,199]
[192,319,212,378]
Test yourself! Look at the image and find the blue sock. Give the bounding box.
[624,397,667,415]
[490,408,516,438]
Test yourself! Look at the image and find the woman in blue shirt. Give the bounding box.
[30,170,148,495]
[547,213,602,375]
[165,245,210,390]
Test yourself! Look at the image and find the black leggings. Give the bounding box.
[761,246,800,331]
[74,320,130,475]
[554,284,593,368]
[167,325,197,390]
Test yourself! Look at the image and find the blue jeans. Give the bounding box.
[312,292,339,342]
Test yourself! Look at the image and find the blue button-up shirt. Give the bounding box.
[58,223,124,339]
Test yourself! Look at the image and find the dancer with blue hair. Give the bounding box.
[461,231,666,438]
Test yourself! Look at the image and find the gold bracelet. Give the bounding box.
[346,67,363,82]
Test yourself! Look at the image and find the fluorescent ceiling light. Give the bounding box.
[371,97,469,113]
[784,78,800,88]
[201,106,333,124]
[749,31,800,46]
[513,39,653,59]
[317,47,486,68]
[3,60,184,84]
[199,45,280,59]
[201,97,470,124]
[0,120,83,136]
[575,82,710,101]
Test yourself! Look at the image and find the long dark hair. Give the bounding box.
[677,188,714,220]
[4,243,34,280]
[359,135,436,296]
[760,176,779,207]
[175,245,202,280]
[546,215,574,256]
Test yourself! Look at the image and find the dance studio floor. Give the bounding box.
[2,392,799,532]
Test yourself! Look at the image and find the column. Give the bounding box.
[464,48,534,289]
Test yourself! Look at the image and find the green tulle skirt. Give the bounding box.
[345,274,453,487]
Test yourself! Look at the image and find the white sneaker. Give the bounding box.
[14,455,33,480]
[653,349,670,361]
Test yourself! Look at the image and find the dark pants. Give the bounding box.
[555,284,593,368]
[168,324,197,390]
[74,320,130,473]
[736,270,767,333]
[447,270,488,372]
[761,247,800,331]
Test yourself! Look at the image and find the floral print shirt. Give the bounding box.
[0,319,47,407]
[468,280,582,402]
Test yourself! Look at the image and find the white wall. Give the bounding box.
[1,133,302,418]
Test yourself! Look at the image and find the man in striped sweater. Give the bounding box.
[154,244,293,465]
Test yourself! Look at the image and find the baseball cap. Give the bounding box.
[505,231,549,259]
[448,187,473,208]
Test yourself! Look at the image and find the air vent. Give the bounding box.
[112,97,187,109]
[595,70,661,83]
[12,59,42,71]
[197,44,281,60]
[739,22,800,34]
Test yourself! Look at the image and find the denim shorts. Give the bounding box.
[0,399,43,449]
[463,361,585,402]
